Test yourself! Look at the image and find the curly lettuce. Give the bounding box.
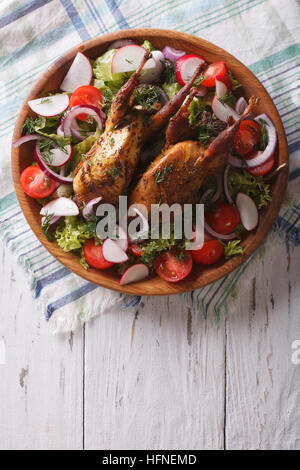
[162,82,181,100]
[55,216,96,252]
[93,49,128,93]
[22,115,71,148]
[227,167,272,209]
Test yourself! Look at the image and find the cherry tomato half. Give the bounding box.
[205,203,240,235]
[128,243,143,257]
[191,240,224,265]
[69,85,103,121]
[83,239,114,269]
[233,120,261,156]
[20,165,56,199]
[247,153,275,176]
[202,62,227,87]
[155,249,193,283]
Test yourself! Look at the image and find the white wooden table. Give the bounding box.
[0,233,299,450]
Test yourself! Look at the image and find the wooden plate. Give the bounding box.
[11,28,289,296]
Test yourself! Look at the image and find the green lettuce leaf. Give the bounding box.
[67,127,102,173]
[55,216,96,252]
[141,40,155,51]
[93,49,127,87]
[22,115,71,147]
[162,82,181,99]
[227,167,272,209]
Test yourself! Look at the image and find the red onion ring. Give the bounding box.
[200,174,222,203]
[156,86,169,105]
[12,134,49,147]
[34,144,73,185]
[228,154,245,168]
[204,221,237,240]
[235,97,247,114]
[82,197,102,220]
[228,114,277,170]
[57,124,65,137]
[70,119,94,141]
[245,113,277,168]
[63,105,105,138]
[223,165,234,204]
[200,189,214,203]
[162,46,186,62]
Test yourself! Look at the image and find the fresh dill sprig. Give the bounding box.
[218,93,237,108]
[221,240,244,259]
[154,163,173,184]
[38,139,53,164]
[41,213,55,241]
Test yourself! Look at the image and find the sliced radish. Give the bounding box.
[139,50,164,83]
[111,224,128,252]
[236,192,258,231]
[82,196,102,220]
[28,94,69,117]
[40,197,79,217]
[211,96,239,122]
[111,45,156,74]
[119,264,149,285]
[176,54,205,86]
[60,52,92,93]
[36,143,73,167]
[102,238,128,263]
[34,146,73,185]
[215,74,232,98]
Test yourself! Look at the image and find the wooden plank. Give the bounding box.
[84,295,226,450]
[225,234,300,450]
[0,240,84,450]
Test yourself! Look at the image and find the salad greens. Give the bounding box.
[162,81,181,99]
[222,239,244,259]
[141,39,155,51]
[141,227,187,270]
[55,215,98,252]
[218,93,237,108]
[227,70,242,90]
[227,167,272,209]
[68,127,101,173]
[133,84,162,112]
[22,115,71,148]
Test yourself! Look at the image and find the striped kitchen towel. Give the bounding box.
[0,0,299,333]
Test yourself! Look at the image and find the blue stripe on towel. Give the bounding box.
[0,0,53,28]
[34,267,70,298]
[86,0,108,33]
[105,0,129,28]
[60,0,91,41]
[46,282,99,320]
